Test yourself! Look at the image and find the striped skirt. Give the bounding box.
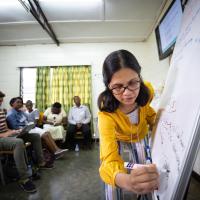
[104,138,152,200]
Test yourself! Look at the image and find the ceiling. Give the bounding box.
[0,0,166,46]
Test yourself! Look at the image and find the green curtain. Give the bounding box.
[35,67,51,111]
[52,67,64,103]
[51,66,92,113]
[35,65,92,113]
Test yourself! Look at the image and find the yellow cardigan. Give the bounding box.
[98,83,156,186]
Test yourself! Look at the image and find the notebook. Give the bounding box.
[13,122,35,138]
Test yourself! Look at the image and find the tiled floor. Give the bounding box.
[0,143,200,200]
[0,144,104,200]
[186,175,200,200]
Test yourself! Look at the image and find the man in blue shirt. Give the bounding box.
[6,97,54,168]
[6,97,28,129]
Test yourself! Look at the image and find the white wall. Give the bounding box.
[0,39,169,115]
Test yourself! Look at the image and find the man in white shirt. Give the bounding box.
[66,96,91,150]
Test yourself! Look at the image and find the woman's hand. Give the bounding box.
[128,164,159,194]
[115,164,159,195]
[46,121,54,125]
[54,122,62,126]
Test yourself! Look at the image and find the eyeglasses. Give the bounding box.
[110,79,141,95]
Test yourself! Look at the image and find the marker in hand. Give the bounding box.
[124,162,170,174]
[124,162,147,170]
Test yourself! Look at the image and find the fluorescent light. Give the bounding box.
[1,0,22,6]
[40,0,102,6]
[39,0,103,10]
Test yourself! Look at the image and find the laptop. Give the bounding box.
[13,122,35,138]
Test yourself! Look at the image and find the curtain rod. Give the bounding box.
[18,65,91,69]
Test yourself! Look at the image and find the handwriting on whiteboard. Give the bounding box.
[158,99,185,172]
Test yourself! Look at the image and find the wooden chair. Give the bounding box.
[74,131,84,140]
[0,142,31,185]
[74,131,84,149]
[74,127,92,149]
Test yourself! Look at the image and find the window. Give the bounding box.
[20,66,92,111]
[20,68,37,104]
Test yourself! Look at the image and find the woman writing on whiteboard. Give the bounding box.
[98,49,159,199]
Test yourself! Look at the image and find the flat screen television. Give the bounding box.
[155,0,183,60]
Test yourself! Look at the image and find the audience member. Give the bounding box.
[0,92,7,114]
[43,102,67,141]
[25,100,68,159]
[66,96,92,150]
[6,96,54,168]
[0,92,43,193]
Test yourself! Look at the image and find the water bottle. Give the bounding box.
[27,164,32,177]
[75,144,79,152]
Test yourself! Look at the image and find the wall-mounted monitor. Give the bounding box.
[155,0,183,60]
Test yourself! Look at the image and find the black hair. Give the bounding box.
[26,100,33,105]
[98,49,150,112]
[0,91,5,98]
[52,102,62,109]
[9,97,23,106]
[10,98,16,106]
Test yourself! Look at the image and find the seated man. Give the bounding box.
[0,92,39,193]
[43,102,67,141]
[6,97,54,167]
[25,100,68,159]
[66,96,92,150]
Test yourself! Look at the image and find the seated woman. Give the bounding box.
[43,102,67,141]
[25,100,68,159]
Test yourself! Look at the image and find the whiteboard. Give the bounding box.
[151,0,200,200]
